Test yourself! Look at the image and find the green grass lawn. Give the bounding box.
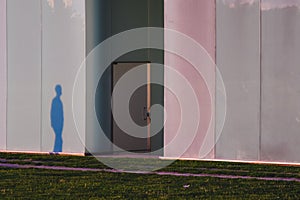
[0,153,299,199]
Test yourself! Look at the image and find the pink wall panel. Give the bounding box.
[164,0,215,159]
[0,0,6,150]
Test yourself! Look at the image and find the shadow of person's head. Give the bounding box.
[55,85,62,97]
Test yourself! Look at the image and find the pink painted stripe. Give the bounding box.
[1,163,299,182]
[164,0,216,159]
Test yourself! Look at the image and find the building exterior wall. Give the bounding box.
[2,0,300,164]
[7,0,42,151]
[216,0,261,160]
[0,0,6,150]
[5,0,86,154]
[164,0,216,159]
[41,0,86,154]
[261,1,300,162]
[216,0,300,163]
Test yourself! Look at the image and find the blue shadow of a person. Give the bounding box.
[51,85,64,153]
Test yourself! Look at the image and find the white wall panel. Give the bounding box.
[216,0,260,160]
[7,0,41,151]
[261,2,300,162]
[41,0,85,153]
[0,0,7,150]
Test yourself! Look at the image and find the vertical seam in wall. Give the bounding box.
[214,0,217,159]
[84,0,86,153]
[163,0,166,154]
[147,0,150,61]
[162,0,164,155]
[110,0,113,152]
[40,0,43,152]
[147,0,150,150]
[259,0,262,161]
[5,0,8,150]
[84,0,87,154]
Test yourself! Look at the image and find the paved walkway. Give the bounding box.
[1,163,300,183]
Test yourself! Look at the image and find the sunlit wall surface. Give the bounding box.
[0,0,6,150]
[2,0,300,163]
[5,0,86,154]
[7,0,42,151]
[41,0,85,153]
[216,0,300,163]
[261,0,300,162]
[164,0,216,158]
[216,0,260,160]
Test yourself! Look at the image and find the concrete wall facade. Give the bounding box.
[41,0,86,154]
[1,0,300,163]
[261,1,300,162]
[164,0,216,159]
[4,0,86,154]
[216,0,300,163]
[0,0,6,150]
[7,0,42,151]
[216,0,261,161]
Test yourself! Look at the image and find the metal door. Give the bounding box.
[112,62,151,152]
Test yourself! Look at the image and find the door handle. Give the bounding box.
[143,107,151,121]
